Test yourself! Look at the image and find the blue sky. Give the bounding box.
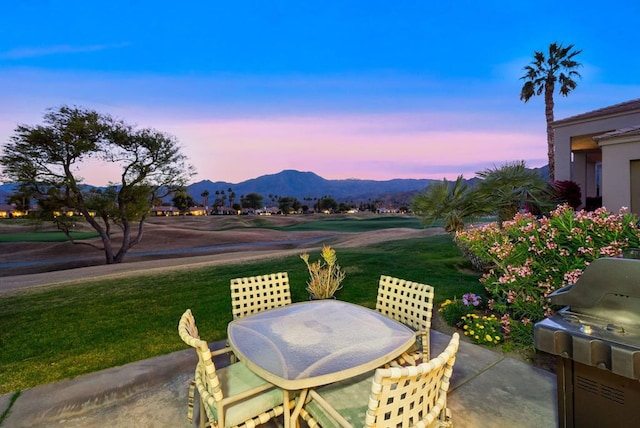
[1,1,639,185]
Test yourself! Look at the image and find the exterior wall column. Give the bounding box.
[572,151,588,208]
[597,136,639,212]
[554,127,573,182]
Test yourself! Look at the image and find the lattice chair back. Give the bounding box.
[303,332,460,428]
[230,272,292,319]
[376,275,435,362]
[178,309,286,428]
[365,332,459,427]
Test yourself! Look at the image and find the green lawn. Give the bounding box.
[269,215,425,232]
[0,231,99,242]
[0,234,482,395]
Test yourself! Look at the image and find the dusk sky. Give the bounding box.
[1,1,639,186]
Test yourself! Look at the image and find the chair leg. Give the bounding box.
[188,380,196,423]
[198,393,207,428]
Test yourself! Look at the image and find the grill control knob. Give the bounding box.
[605,323,625,334]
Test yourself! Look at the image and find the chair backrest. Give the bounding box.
[365,332,460,427]
[178,309,225,403]
[230,272,292,319]
[376,275,434,331]
[376,275,434,358]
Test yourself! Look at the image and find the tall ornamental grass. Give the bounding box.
[455,204,640,346]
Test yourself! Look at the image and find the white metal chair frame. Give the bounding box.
[230,272,292,320]
[301,332,460,428]
[376,275,435,364]
[178,309,289,428]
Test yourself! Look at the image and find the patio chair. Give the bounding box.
[301,332,460,428]
[230,272,292,320]
[178,309,288,428]
[376,275,435,365]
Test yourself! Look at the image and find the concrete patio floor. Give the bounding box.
[0,329,557,427]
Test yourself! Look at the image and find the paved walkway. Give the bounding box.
[0,252,558,427]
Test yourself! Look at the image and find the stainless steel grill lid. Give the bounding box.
[534,258,640,379]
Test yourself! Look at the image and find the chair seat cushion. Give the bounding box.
[207,362,284,428]
[305,372,374,428]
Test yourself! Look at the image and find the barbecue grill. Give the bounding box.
[534,257,640,428]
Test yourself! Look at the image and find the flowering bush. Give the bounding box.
[460,313,503,346]
[456,204,640,346]
[300,246,346,299]
[462,292,482,307]
[438,298,474,326]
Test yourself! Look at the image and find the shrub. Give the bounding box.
[438,298,474,326]
[455,204,640,326]
[460,313,503,346]
[300,245,346,299]
[550,180,582,210]
[507,316,535,349]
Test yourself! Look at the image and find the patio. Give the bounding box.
[0,329,557,427]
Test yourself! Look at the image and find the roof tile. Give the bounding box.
[553,98,640,125]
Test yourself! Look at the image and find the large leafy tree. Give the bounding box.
[520,42,582,181]
[241,192,264,210]
[278,196,301,214]
[173,188,196,213]
[0,106,194,264]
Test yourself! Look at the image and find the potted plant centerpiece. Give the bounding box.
[300,245,346,299]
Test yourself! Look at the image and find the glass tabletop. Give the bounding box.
[227,300,416,390]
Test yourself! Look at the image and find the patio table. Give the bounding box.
[227,299,415,428]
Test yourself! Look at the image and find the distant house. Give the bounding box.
[188,206,207,216]
[0,204,27,218]
[552,99,640,215]
[151,206,180,216]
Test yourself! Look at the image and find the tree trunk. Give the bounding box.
[114,218,132,263]
[544,83,556,181]
[81,210,116,264]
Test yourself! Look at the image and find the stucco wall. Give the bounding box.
[554,112,640,181]
[598,136,640,214]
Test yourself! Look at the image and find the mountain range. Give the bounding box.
[187,170,438,205]
[0,166,549,206]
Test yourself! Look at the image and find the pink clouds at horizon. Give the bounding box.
[163,112,548,184]
[1,108,549,186]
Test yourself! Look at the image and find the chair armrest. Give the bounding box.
[307,390,354,428]
[209,345,235,357]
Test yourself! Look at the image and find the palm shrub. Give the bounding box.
[411,161,554,233]
[475,160,553,223]
[455,204,640,347]
[411,175,482,233]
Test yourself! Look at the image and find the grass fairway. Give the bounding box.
[0,234,482,395]
[269,215,425,232]
[0,231,99,242]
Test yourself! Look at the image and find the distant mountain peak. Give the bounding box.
[185,169,434,203]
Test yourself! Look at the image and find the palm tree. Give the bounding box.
[228,188,236,212]
[520,42,582,181]
[201,190,210,210]
[411,175,482,233]
[475,161,553,224]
